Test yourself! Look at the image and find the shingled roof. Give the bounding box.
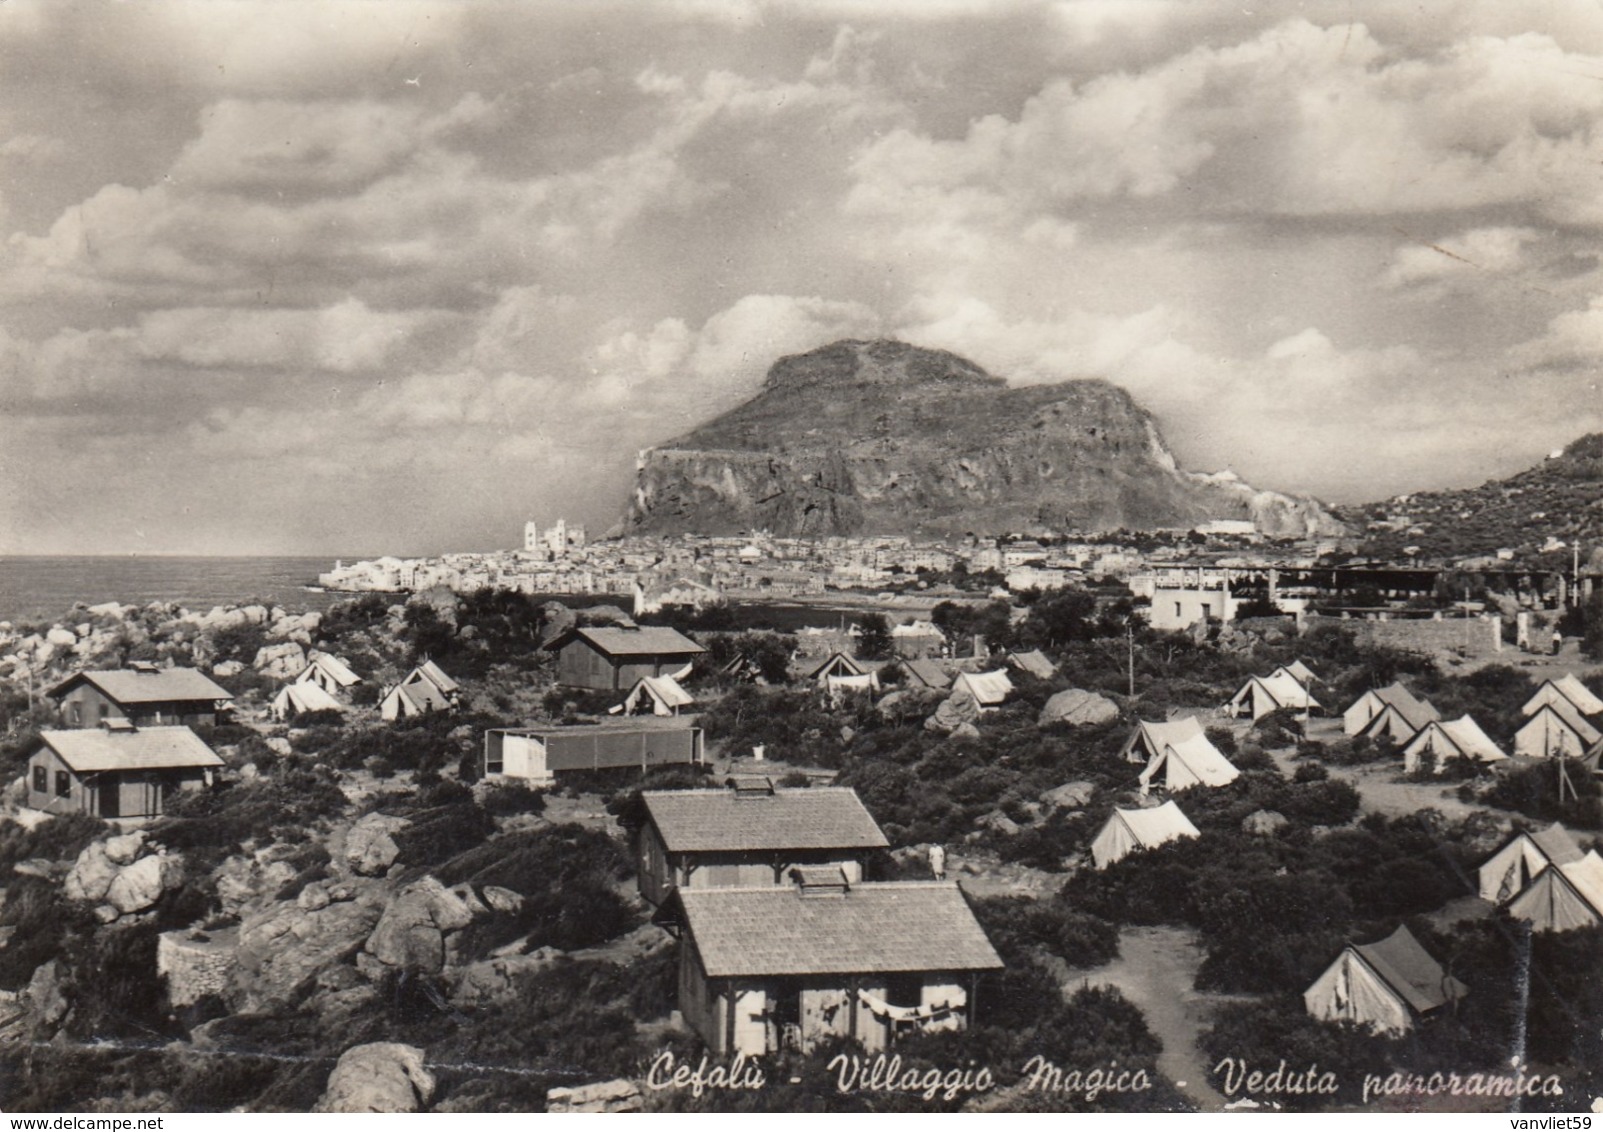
[660,882,1003,978]
[40,726,224,773]
[50,668,233,706]
[643,786,888,853]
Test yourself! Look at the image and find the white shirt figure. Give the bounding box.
[929,843,946,880]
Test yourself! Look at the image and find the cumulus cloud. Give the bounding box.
[1382,227,1540,289]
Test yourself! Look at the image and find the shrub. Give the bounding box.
[1292,761,1329,784]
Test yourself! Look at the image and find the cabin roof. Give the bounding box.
[643,786,888,853]
[40,726,225,774]
[660,881,1003,977]
[49,668,233,706]
[556,626,705,658]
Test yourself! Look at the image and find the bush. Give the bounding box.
[972,895,1119,969]
[1293,761,1329,783]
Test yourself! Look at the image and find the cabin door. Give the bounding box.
[98,777,120,819]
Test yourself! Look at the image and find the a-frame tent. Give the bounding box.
[1090,800,1200,869]
[1507,850,1603,933]
[1514,700,1601,759]
[1478,823,1584,904]
[1303,925,1466,1035]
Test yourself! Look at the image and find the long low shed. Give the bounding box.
[484,721,704,784]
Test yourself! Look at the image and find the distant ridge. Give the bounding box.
[621,338,1345,539]
[1344,434,1603,564]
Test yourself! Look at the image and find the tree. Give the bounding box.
[856,614,894,660]
[1581,591,1603,661]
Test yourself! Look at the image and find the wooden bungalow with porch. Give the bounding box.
[653,876,1003,1058]
[49,664,233,729]
[635,782,888,905]
[27,724,223,821]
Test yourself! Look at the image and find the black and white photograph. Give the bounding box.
[1,0,1602,1117]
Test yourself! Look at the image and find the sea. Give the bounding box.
[0,556,344,626]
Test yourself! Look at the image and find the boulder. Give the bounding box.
[23,960,69,1030]
[1038,688,1119,728]
[924,692,980,734]
[480,886,524,915]
[265,737,293,756]
[45,627,77,648]
[253,641,307,679]
[345,813,412,876]
[315,1042,435,1113]
[976,810,1020,836]
[1242,810,1290,837]
[950,721,982,741]
[105,853,171,915]
[215,855,299,916]
[104,830,147,866]
[365,878,477,974]
[212,660,246,678]
[1041,781,1096,811]
[447,950,563,1007]
[233,897,385,1012]
[298,882,332,912]
[64,841,119,903]
[547,1079,643,1114]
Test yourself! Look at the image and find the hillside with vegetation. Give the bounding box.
[1344,434,1603,566]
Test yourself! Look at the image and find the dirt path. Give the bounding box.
[1265,743,1481,823]
[1053,925,1246,1112]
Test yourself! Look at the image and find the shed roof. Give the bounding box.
[1352,925,1466,1015]
[643,786,888,853]
[50,668,233,706]
[557,626,705,658]
[41,726,224,774]
[660,882,1003,977]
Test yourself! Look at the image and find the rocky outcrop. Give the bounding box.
[1040,781,1096,811]
[315,1043,435,1113]
[232,891,385,1012]
[547,1079,643,1114]
[253,641,307,678]
[925,691,981,734]
[1038,688,1119,728]
[363,878,481,975]
[344,813,411,877]
[622,339,1345,538]
[64,836,183,919]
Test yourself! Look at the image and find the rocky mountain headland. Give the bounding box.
[623,338,1345,539]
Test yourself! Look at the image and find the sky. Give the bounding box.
[3,0,1602,556]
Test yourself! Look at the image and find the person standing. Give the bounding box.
[929,842,946,880]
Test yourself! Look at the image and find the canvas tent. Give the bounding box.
[1278,660,1319,686]
[1478,823,1584,904]
[806,652,870,686]
[951,669,1013,710]
[1507,850,1603,933]
[1514,700,1601,759]
[1343,683,1440,739]
[615,673,696,717]
[1303,925,1466,1036]
[297,652,361,695]
[1401,716,1508,774]
[897,658,952,692]
[1090,801,1200,869]
[379,662,460,721]
[825,673,880,704]
[1226,670,1320,720]
[1119,717,1209,764]
[271,680,343,722]
[1522,674,1603,719]
[1138,734,1241,794]
[1007,650,1056,681]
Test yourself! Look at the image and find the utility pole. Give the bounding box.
[1126,625,1135,698]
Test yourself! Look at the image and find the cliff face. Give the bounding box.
[622,339,1344,538]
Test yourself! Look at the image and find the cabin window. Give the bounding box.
[32,766,46,793]
[55,771,71,798]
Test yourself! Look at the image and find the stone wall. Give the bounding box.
[158,927,239,1007]
[1308,613,1503,658]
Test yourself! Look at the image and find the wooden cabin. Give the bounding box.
[635,782,889,905]
[547,626,704,692]
[27,724,223,821]
[49,664,233,729]
[654,878,1003,1057]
